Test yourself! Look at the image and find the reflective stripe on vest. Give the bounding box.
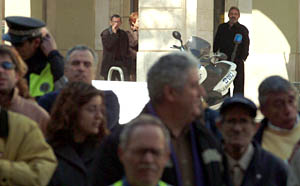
[112,180,123,186]
[112,180,169,186]
[29,63,54,97]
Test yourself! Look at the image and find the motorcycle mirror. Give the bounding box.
[172,31,182,42]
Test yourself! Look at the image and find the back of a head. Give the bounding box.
[147,52,199,104]
[258,75,297,106]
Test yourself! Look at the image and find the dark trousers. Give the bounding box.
[233,59,244,95]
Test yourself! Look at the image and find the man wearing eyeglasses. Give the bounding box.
[100,14,131,81]
[111,114,172,186]
[217,95,288,186]
[2,16,64,98]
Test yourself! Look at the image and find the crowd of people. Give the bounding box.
[0,6,299,186]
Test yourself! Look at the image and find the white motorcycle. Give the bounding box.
[171,31,237,109]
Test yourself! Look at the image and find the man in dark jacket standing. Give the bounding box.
[100,14,131,81]
[92,52,231,186]
[217,95,288,186]
[2,16,64,98]
[213,6,250,95]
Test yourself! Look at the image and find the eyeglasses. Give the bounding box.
[128,148,166,159]
[0,61,16,70]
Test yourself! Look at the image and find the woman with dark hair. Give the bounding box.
[47,81,109,186]
[0,44,49,134]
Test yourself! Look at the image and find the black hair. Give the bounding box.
[110,14,121,21]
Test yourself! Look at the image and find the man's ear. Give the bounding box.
[33,38,41,49]
[64,64,69,74]
[163,85,176,102]
[64,66,67,74]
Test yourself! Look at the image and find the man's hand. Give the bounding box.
[112,23,119,34]
[40,27,57,57]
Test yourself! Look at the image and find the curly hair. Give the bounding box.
[47,82,109,147]
[0,44,31,99]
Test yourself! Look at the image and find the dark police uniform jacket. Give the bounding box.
[25,48,64,97]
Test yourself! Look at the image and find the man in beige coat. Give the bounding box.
[0,108,57,185]
[0,45,49,135]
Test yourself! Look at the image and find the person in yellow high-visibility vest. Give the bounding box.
[2,16,64,98]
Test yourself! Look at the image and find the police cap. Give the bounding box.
[2,16,45,44]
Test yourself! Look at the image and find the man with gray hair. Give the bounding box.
[111,114,171,186]
[38,45,120,130]
[254,75,299,160]
[92,51,231,186]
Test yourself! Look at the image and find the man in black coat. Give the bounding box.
[92,52,231,186]
[217,95,288,186]
[100,14,131,81]
[213,6,250,95]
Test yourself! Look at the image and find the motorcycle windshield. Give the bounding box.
[185,36,211,59]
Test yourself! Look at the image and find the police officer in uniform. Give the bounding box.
[2,16,64,98]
